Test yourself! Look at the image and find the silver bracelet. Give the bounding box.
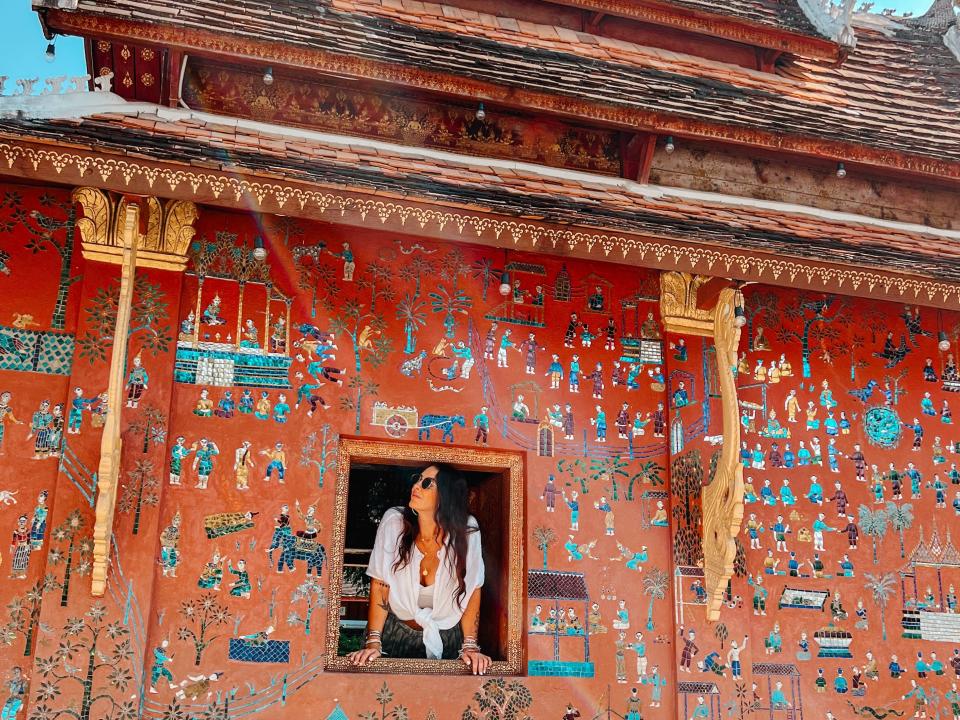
[459,641,481,657]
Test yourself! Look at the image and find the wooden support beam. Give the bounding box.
[620,133,656,183]
[90,200,139,597]
[660,272,744,622]
[585,11,606,33]
[754,47,782,73]
[167,48,184,108]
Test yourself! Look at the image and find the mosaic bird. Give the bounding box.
[849,379,879,403]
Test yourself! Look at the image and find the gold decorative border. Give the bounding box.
[324,436,526,675]
[2,139,960,308]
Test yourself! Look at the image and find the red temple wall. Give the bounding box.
[0,178,956,720]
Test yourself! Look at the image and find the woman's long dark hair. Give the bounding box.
[393,463,476,606]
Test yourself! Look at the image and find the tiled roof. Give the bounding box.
[3,109,960,282]
[623,0,822,37]
[39,0,960,165]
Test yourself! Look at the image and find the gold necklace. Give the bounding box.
[417,536,438,577]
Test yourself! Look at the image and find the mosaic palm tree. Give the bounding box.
[533,525,557,569]
[858,504,889,565]
[642,567,669,631]
[864,572,897,641]
[886,502,914,559]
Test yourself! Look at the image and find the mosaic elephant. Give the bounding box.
[274,532,326,576]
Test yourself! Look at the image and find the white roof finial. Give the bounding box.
[798,0,859,48]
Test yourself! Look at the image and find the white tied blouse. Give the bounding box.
[367,507,484,659]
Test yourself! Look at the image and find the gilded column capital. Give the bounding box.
[73,187,197,272]
[659,271,714,336]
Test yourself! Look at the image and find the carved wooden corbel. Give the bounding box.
[660,271,744,621]
[91,201,140,597]
[73,187,197,271]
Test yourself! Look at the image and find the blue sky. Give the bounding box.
[0,0,943,91]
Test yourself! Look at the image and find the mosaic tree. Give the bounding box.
[461,678,533,720]
[733,537,748,578]
[287,576,327,636]
[177,593,231,666]
[861,305,889,344]
[1,574,58,656]
[30,603,135,720]
[118,458,160,535]
[358,261,397,314]
[642,567,669,631]
[470,257,500,302]
[263,213,305,247]
[430,249,472,339]
[864,572,897,641]
[533,525,557,570]
[592,456,633,502]
[326,285,394,431]
[360,682,410,720]
[883,367,910,406]
[824,330,870,382]
[742,289,779,350]
[299,425,337,488]
[886,501,915,559]
[671,449,705,567]
[396,292,428,355]
[777,294,844,378]
[1,190,80,330]
[629,460,665,496]
[293,243,337,319]
[398,255,435,299]
[126,403,168,455]
[858,504,890,565]
[556,458,591,494]
[714,622,728,649]
[76,275,172,364]
[48,509,93,607]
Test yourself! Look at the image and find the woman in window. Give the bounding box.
[349,464,489,674]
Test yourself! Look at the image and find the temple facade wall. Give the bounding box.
[0,178,956,720]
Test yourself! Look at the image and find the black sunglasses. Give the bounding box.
[410,473,435,490]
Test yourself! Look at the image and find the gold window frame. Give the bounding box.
[324,436,526,675]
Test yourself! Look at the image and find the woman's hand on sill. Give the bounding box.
[461,649,491,675]
[348,647,382,666]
